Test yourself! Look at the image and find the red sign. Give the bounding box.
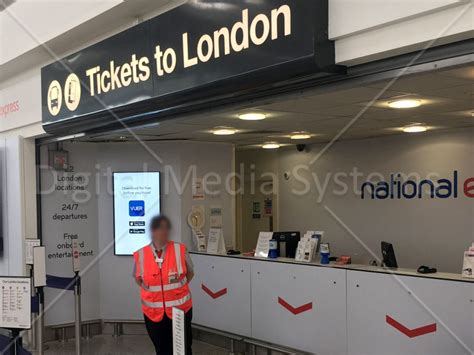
[201,284,227,299]
[386,315,437,338]
[278,297,313,315]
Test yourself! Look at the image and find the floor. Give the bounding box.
[41,335,228,355]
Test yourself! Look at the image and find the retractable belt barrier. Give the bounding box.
[45,275,76,291]
[0,335,32,355]
[38,274,81,355]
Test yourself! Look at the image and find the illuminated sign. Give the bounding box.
[41,1,337,134]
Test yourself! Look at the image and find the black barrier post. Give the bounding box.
[28,266,36,352]
[74,272,81,355]
[9,329,21,355]
[37,286,45,355]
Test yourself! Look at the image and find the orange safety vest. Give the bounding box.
[134,241,192,322]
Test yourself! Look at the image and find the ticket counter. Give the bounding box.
[190,252,474,355]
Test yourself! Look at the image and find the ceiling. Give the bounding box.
[83,65,473,150]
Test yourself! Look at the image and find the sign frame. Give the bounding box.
[41,0,340,134]
[112,171,162,256]
[0,276,32,330]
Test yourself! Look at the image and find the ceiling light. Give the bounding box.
[238,113,267,121]
[119,136,127,140]
[403,125,427,133]
[388,99,422,109]
[213,127,237,135]
[290,132,311,140]
[262,142,280,149]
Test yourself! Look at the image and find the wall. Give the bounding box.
[0,67,42,135]
[236,128,474,273]
[97,141,234,320]
[329,0,473,65]
[40,140,234,324]
[0,0,124,65]
[0,137,27,276]
[40,143,101,325]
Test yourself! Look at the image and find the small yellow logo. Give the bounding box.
[64,73,81,111]
[47,80,62,116]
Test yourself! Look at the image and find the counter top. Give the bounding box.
[189,251,474,283]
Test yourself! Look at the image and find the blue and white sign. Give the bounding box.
[113,172,161,255]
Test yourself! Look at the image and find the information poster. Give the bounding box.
[255,232,274,258]
[41,144,99,326]
[207,228,226,255]
[0,277,31,329]
[114,172,161,255]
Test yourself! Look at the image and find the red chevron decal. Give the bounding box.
[278,297,313,315]
[201,284,227,299]
[386,315,437,338]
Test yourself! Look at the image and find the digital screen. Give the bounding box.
[113,172,161,255]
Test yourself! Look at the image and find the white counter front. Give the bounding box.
[189,252,474,355]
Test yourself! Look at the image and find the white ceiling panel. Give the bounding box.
[81,65,473,149]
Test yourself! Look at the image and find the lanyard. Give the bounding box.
[150,244,164,269]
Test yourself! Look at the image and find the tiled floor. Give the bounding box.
[41,335,228,355]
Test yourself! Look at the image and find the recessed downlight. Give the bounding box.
[262,142,280,149]
[403,125,427,133]
[388,99,422,109]
[290,132,311,140]
[239,113,267,121]
[212,127,237,135]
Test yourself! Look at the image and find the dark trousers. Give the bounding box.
[144,309,193,355]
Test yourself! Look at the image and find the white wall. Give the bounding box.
[40,140,234,323]
[329,0,473,65]
[97,141,234,320]
[0,137,27,276]
[237,128,474,273]
[0,67,42,135]
[40,143,101,325]
[0,0,123,65]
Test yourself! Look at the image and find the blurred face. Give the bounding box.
[151,221,171,246]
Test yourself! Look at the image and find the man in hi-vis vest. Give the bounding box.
[134,215,194,355]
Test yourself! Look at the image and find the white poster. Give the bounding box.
[25,239,41,265]
[255,232,274,258]
[113,172,161,255]
[0,278,31,329]
[209,205,223,228]
[207,228,225,254]
[33,247,47,287]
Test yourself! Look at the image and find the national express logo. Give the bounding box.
[0,100,20,118]
[47,73,81,116]
[361,171,474,200]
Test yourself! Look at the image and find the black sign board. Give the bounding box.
[41,0,338,134]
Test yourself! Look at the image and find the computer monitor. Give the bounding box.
[272,232,300,258]
[381,242,398,268]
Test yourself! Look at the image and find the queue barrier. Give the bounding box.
[0,335,31,355]
[103,319,309,354]
[46,275,76,291]
[42,274,81,355]
[31,296,39,314]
